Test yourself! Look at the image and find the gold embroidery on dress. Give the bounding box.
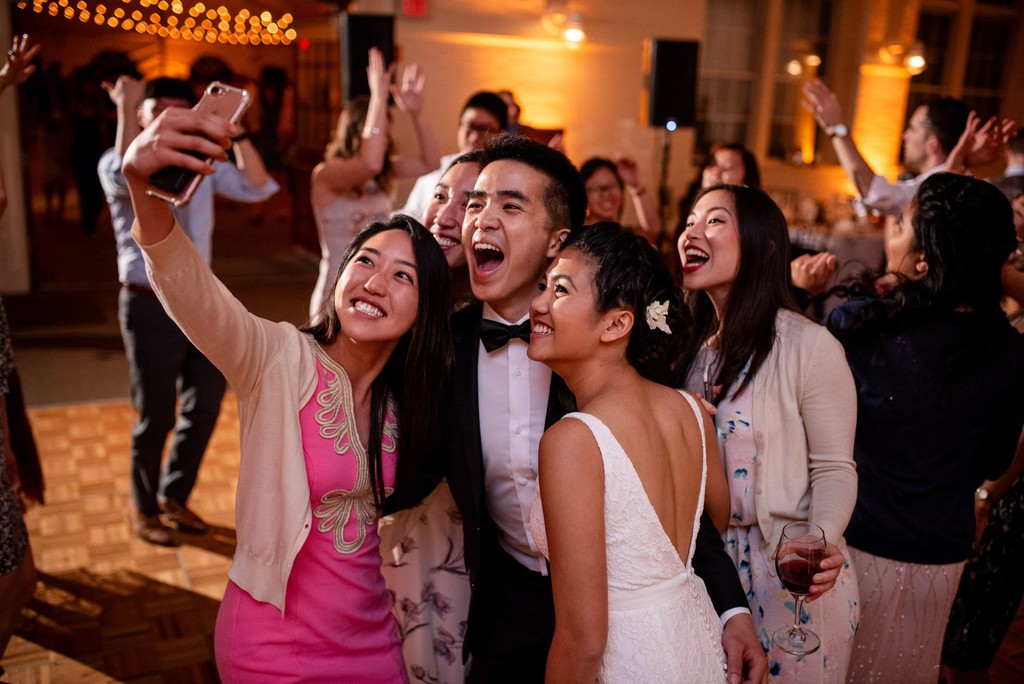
[310,343,398,555]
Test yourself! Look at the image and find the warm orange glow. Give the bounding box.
[267,22,277,34]
[17,1,27,8]
[78,9,88,19]
[200,18,211,28]
[63,6,73,17]
[135,21,146,31]
[113,7,123,16]
[94,2,104,12]
[218,19,228,30]
[169,27,180,38]
[854,64,912,179]
[205,8,215,19]
[122,17,133,28]
[107,15,117,25]
[238,33,248,44]
[150,12,159,22]
[284,27,296,40]
[183,16,193,26]
[248,15,258,25]
[205,31,216,42]
[166,14,177,24]
[156,0,167,9]
[259,10,270,23]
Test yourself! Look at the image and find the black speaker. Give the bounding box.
[641,39,698,128]
[339,13,395,103]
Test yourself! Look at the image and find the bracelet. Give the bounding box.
[231,131,250,143]
[362,126,382,137]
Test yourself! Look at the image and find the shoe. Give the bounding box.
[159,498,209,534]
[127,506,176,546]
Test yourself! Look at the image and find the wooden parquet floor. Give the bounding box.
[1,396,242,683]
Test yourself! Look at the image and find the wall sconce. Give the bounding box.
[880,41,926,75]
[784,53,821,77]
[543,0,585,45]
[905,42,927,75]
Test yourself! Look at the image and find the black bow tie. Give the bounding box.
[479,319,532,352]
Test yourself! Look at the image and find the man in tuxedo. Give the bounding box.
[440,135,766,683]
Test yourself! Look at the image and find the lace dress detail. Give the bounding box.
[531,392,727,683]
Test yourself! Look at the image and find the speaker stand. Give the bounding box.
[657,126,674,245]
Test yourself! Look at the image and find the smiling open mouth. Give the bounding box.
[353,300,385,318]
[434,235,460,249]
[684,247,709,269]
[474,243,505,273]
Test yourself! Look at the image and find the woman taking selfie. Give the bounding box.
[120,101,452,682]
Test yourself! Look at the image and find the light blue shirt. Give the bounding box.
[98,148,280,286]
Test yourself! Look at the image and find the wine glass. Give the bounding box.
[773,521,826,656]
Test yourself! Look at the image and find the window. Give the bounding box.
[909,0,1022,123]
[696,0,838,161]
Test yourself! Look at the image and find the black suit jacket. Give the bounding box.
[441,303,748,655]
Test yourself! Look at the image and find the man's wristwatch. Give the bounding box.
[829,123,849,139]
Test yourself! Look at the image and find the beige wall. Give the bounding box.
[387,0,705,223]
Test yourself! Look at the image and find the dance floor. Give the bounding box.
[1,394,1023,683]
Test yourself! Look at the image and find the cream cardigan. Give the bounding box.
[694,310,858,564]
[143,223,317,613]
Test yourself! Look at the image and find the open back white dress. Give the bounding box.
[531,392,728,683]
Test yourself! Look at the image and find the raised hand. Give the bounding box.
[801,79,845,132]
[391,62,425,115]
[966,115,1017,169]
[102,75,145,109]
[366,47,395,102]
[123,108,231,184]
[615,156,642,189]
[0,33,41,95]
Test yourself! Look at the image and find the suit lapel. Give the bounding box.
[545,371,577,429]
[451,304,486,516]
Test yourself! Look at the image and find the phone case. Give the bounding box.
[146,82,251,207]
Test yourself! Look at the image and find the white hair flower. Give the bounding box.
[645,300,672,334]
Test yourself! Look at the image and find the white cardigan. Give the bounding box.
[692,310,858,563]
[143,223,317,613]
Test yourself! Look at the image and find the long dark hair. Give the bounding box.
[301,214,453,510]
[325,95,393,195]
[830,173,1015,333]
[678,184,798,400]
[562,222,690,384]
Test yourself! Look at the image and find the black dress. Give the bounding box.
[0,297,30,575]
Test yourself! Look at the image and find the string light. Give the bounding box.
[15,0,295,44]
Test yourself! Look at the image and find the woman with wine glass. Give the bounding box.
[677,184,859,682]
[826,173,1024,683]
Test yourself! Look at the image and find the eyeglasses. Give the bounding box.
[586,183,619,196]
[460,121,500,135]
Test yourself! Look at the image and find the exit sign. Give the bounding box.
[402,0,428,16]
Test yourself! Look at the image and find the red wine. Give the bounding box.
[777,552,823,595]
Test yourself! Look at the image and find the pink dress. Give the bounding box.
[215,350,407,683]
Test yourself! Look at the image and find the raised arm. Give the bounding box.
[313,48,394,195]
[389,62,441,179]
[0,34,40,220]
[539,420,608,684]
[616,156,662,245]
[102,75,145,157]
[802,80,876,198]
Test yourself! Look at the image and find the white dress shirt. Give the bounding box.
[862,163,946,216]
[477,304,552,575]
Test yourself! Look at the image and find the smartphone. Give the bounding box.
[146,81,251,207]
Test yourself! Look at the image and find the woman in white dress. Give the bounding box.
[309,47,439,320]
[528,222,730,683]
